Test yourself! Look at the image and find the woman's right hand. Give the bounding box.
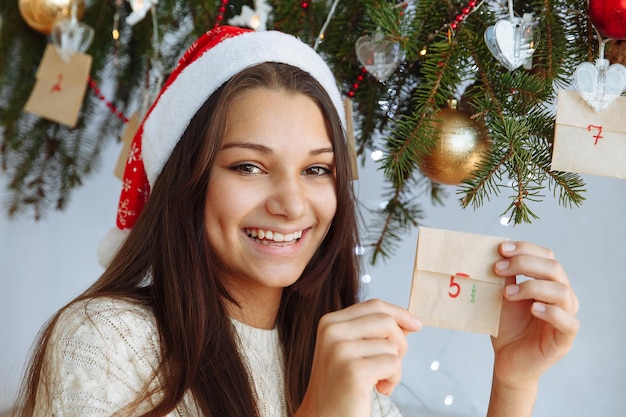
[295,299,422,417]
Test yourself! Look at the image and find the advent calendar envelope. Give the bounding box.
[24,43,92,128]
[408,227,507,336]
[114,111,141,180]
[551,89,626,179]
[343,98,359,180]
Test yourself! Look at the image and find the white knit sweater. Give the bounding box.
[33,297,403,417]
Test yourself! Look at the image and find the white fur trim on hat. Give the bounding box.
[142,30,345,186]
[97,226,130,267]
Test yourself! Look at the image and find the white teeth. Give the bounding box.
[245,228,303,243]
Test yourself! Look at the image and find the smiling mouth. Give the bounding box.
[245,228,303,245]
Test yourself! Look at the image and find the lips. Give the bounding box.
[244,228,303,245]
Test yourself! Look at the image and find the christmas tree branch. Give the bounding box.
[0,0,595,264]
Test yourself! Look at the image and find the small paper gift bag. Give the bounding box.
[408,227,507,336]
[343,98,359,180]
[114,111,141,181]
[551,89,626,179]
[24,43,92,128]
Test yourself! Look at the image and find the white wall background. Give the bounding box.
[1,137,625,416]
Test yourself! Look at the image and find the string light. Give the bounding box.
[314,0,340,50]
[370,149,384,161]
[112,0,121,40]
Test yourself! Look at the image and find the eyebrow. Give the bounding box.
[221,141,334,156]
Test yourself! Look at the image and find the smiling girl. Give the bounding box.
[13,26,578,417]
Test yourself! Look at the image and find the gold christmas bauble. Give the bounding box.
[419,101,490,185]
[18,0,85,35]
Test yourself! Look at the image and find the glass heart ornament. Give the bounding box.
[574,58,626,112]
[50,17,95,63]
[355,31,401,81]
[484,15,537,71]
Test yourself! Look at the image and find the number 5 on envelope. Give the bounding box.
[408,227,507,336]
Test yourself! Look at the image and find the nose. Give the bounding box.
[265,173,307,219]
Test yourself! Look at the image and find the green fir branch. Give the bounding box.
[0,0,593,264]
[366,184,425,264]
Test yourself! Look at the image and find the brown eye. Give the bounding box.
[232,163,263,175]
[303,166,331,176]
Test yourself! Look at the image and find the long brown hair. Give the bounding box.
[14,62,360,417]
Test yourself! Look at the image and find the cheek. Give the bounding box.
[205,178,258,228]
[316,188,338,227]
[204,181,234,232]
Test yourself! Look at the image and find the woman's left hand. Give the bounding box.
[491,241,579,390]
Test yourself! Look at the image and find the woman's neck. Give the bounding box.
[225,287,283,329]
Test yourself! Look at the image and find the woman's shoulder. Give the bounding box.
[58,296,156,329]
[49,296,161,364]
[52,296,155,341]
[36,296,165,415]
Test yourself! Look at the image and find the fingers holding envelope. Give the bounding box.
[491,241,579,386]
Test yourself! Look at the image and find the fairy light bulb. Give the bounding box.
[370,149,384,161]
[129,0,145,12]
[250,14,260,29]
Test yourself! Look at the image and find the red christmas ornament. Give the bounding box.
[588,0,626,40]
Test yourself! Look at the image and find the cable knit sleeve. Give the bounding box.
[33,297,165,416]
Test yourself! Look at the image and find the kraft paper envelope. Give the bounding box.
[114,111,141,180]
[343,98,359,180]
[551,89,626,179]
[408,227,507,336]
[24,43,92,128]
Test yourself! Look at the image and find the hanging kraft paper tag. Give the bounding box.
[551,89,626,179]
[343,98,359,180]
[24,43,93,128]
[408,227,507,336]
[114,111,141,180]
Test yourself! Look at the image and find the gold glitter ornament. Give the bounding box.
[18,0,85,35]
[419,99,490,186]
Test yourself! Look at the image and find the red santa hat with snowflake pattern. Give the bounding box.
[98,25,345,266]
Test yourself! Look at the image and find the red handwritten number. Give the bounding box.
[587,124,603,145]
[448,272,469,298]
[50,73,63,93]
[448,276,461,298]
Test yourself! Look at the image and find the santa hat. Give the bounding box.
[98,25,345,267]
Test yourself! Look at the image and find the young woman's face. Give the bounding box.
[205,88,337,305]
